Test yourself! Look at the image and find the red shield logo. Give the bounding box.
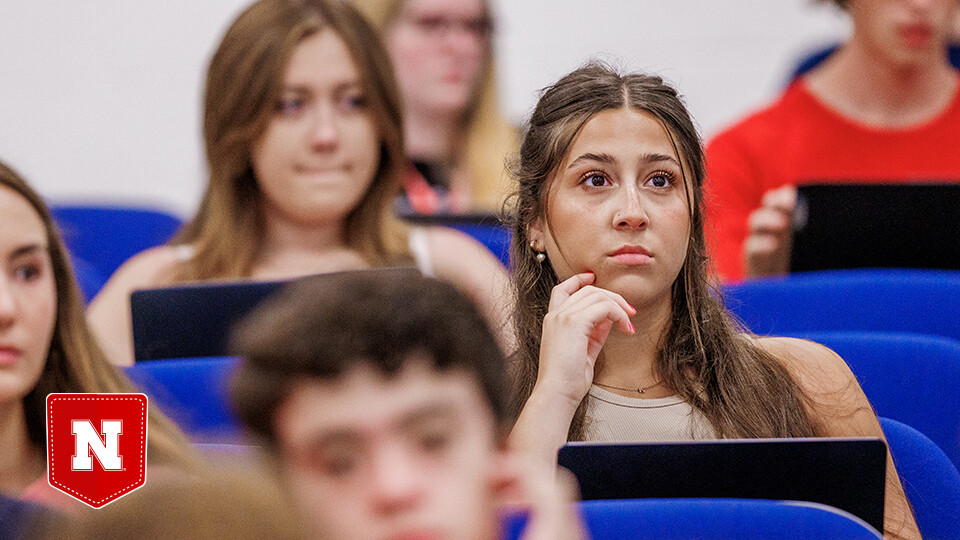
[46,393,148,508]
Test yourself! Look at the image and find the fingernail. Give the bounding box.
[628,303,636,314]
[628,321,635,333]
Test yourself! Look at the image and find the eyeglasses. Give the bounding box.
[400,14,494,40]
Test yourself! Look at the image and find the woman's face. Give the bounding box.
[0,185,56,406]
[386,0,490,117]
[251,30,380,228]
[530,107,691,309]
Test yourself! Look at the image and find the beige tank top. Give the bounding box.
[584,385,716,442]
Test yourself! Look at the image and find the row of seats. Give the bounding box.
[57,204,960,536]
[128,353,959,539]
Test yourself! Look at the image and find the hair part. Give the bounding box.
[506,61,820,440]
[173,0,410,282]
[230,269,510,444]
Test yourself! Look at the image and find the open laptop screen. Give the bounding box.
[558,438,886,532]
[791,183,960,272]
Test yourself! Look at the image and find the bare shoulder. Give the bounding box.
[102,244,189,290]
[418,226,515,351]
[421,225,491,254]
[87,245,188,314]
[420,225,507,274]
[86,244,190,366]
[751,336,857,396]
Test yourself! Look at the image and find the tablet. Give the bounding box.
[558,437,886,532]
[791,183,960,272]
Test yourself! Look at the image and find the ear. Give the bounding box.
[527,217,546,251]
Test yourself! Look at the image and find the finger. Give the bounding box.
[558,295,634,336]
[747,206,791,235]
[548,272,596,311]
[562,284,636,317]
[760,184,798,212]
[744,233,785,257]
[596,287,637,316]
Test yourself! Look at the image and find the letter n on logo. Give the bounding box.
[46,394,148,508]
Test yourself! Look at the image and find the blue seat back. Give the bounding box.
[880,417,960,540]
[723,269,960,341]
[503,498,882,539]
[51,204,183,298]
[793,331,960,471]
[125,357,242,442]
[447,222,511,268]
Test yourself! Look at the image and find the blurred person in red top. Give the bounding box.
[705,0,960,281]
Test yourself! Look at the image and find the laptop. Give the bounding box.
[791,183,960,272]
[130,267,421,361]
[558,438,887,532]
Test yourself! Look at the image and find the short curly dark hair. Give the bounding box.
[229,268,509,445]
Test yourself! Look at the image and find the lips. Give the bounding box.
[0,345,23,366]
[609,245,653,264]
[384,530,443,540]
[899,23,933,48]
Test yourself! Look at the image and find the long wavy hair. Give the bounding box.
[351,0,517,210]
[507,63,820,441]
[0,161,199,469]
[172,0,410,281]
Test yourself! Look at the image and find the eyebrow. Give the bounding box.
[279,80,363,95]
[396,403,460,432]
[637,152,681,168]
[566,152,681,170]
[301,402,461,449]
[9,244,47,260]
[567,152,617,170]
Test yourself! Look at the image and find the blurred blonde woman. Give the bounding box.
[353,0,517,214]
[87,0,513,366]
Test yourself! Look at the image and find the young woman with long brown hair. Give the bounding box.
[0,161,198,502]
[87,0,512,365]
[506,63,919,539]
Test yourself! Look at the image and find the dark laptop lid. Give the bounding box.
[130,267,421,361]
[558,438,886,532]
[791,183,960,272]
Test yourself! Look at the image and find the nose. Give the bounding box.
[444,28,484,57]
[0,275,16,329]
[905,0,934,14]
[367,444,423,516]
[613,186,649,231]
[308,103,340,151]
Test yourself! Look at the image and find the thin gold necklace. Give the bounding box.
[593,379,665,394]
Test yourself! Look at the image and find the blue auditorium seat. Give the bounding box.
[51,203,182,299]
[503,498,882,539]
[791,331,960,471]
[880,417,960,540]
[125,356,242,443]
[723,269,960,341]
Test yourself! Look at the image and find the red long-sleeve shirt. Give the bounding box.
[705,78,960,281]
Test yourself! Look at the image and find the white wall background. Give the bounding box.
[0,1,849,217]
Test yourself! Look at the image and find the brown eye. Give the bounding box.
[581,173,610,187]
[646,172,674,189]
